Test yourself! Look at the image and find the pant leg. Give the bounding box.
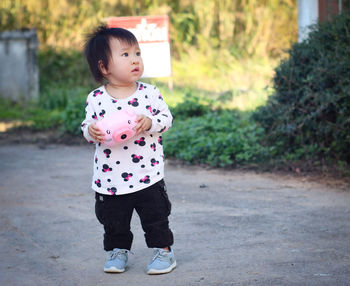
[95,192,134,251]
[134,180,174,248]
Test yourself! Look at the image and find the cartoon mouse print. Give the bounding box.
[134,137,146,146]
[153,109,160,116]
[128,98,139,107]
[93,89,103,97]
[121,172,133,182]
[107,187,117,195]
[150,143,156,152]
[139,83,147,90]
[99,110,106,118]
[131,154,143,163]
[104,149,111,158]
[95,179,101,187]
[151,158,159,166]
[102,164,112,172]
[140,175,151,184]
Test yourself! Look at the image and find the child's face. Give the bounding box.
[103,38,144,85]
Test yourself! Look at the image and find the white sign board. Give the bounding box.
[108,15,171,78]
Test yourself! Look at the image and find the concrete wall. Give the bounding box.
[298,0,319,42]
[0,30,39,101]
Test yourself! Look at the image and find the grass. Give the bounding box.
[148,50,277,111]
[144,80,273,112]
[0,48,275,134]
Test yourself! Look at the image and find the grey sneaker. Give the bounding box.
[104,248,129,273]
[147,248,176,275]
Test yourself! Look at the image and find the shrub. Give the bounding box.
[38,49,94,89]
[170,93,213,120]
[253,13,350,165]
[37,49,93,134]
[61,92,87,135]
[164,110,270,167]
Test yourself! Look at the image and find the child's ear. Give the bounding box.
[98,60,108,76]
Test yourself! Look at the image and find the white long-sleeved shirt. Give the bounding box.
[81,82,173,195]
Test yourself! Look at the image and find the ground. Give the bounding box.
[0,141,350,286]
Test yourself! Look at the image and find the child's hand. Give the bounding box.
[88,123,105,143]
[135,115,152,135]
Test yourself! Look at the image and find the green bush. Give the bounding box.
[0,98,62,130]
[253,13,350,165]
[36,49,94,134]
[0,99,25,119]
[38,49,94,89]
[61,92,88,135]
[164,110,270,167]
[28,109,63,130]
[170,93,213,120]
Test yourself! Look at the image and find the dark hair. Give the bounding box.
[84,25,138,83]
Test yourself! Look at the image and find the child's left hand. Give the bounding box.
[135,115,152,135]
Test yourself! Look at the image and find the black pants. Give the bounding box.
[95,179,174,251]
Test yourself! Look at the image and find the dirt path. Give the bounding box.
[0,144,349,286]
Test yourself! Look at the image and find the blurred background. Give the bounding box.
[1,0,349,175]
[0,0,297,109]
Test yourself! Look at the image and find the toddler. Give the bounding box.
[81,25,176,275]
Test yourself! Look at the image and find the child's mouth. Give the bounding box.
[132,68,139,72]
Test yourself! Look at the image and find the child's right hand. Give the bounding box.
[88,123,105,143]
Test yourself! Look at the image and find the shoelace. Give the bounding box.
[108,249,129,261]
[151,248,169,262]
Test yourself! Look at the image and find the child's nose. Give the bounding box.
[132,55,139,64]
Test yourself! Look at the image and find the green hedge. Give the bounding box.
[165,107,270,167]
[253,13,350,166]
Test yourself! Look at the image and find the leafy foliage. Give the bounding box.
[28,109,62,130]
[0,0,297,59]
[253,13,350,165]
[0,1,289,92]
[61,94,87,134]
[0,50,92,133]
[165,95,270,167]
[165,108,270,167]
[3,2,350,173]
[38,49,95,91]
[170,93,212,120]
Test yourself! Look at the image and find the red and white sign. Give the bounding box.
[108,15,171,78]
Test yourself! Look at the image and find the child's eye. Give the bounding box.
[136,51,141,56]
[122,52,128,57]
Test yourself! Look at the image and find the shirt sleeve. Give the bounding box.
[81,93,98,144]
[145,86,173,134]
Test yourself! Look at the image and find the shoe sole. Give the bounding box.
[104,266,125,273]
[147,261,177,275]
